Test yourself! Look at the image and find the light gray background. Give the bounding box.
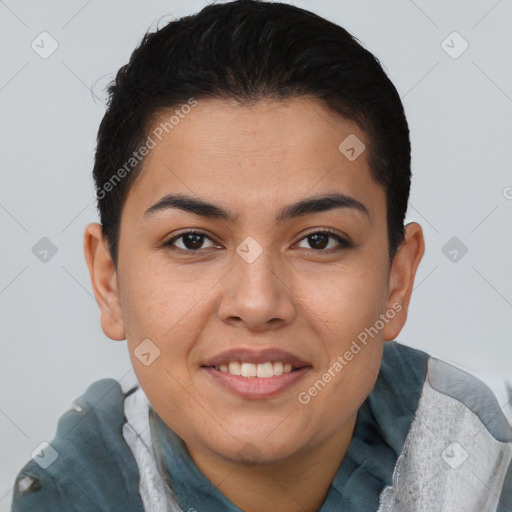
[1,0,511,509]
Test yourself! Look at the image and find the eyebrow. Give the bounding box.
[143,192,370,223]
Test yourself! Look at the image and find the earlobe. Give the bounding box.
[382,222,425,341]
[83,223,126,341]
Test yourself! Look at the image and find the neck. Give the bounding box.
[186,414,357,512]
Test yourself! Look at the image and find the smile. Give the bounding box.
[202,361,311,399]
[201,348,312,398]
[213,361,296,378]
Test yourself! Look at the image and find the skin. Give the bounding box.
[84,97,424,512]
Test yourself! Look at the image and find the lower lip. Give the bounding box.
[202,366,310,399]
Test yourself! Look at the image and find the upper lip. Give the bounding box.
[202,348,311,368]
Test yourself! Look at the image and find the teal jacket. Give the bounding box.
[9,341,512,511]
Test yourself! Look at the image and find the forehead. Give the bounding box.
[124,97,385,224]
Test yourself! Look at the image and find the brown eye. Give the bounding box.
[297,230,350,252]
[307,233,330,250]
[165,231,217,251]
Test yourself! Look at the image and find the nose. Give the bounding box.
[216,240,297,332]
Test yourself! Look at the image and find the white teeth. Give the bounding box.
[228,361,241,376]
[214,361,296,378]
[240,362,257,377]
[273,361,283,376]
[257,362,273,378]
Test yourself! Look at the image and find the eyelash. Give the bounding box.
[163,229,352,255]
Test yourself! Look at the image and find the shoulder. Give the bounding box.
[370,341,430,427]
[425,355,512,442]
[380,340,512,438]
[9,377,145,512]
[378,342,512,511]
[380,340,430,387]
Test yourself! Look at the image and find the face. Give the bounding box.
[85,96,424,466]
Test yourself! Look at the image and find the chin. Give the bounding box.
[200,432,305,466]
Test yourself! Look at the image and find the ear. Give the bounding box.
[83,223,126,341]
[382,222,425,341]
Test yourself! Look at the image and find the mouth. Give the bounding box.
[200,348,312,398]
[205,361,303,378]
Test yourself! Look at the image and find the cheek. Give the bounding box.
[297,279,385,423]
[119,260,220,389]
[119,257,211,340]
[300,263,387,347]
[305,265,387,406]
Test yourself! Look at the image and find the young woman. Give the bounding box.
[11,1,512,511]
